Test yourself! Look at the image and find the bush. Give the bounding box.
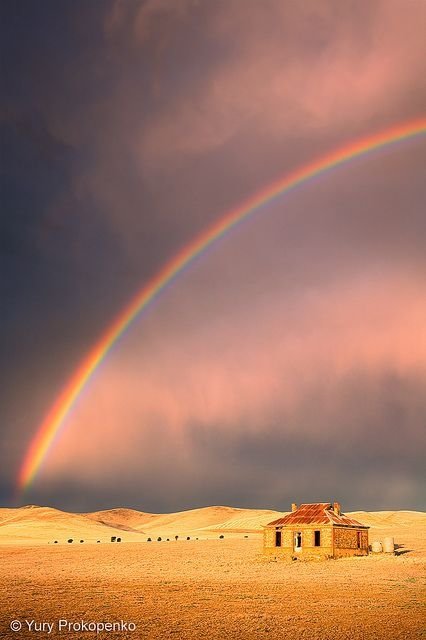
[186,536,190,540]
[147,538,152,542]
[67,539,73,544]
[157,537,162,542]
[111,536,116,542]
[54,541,58,544]
[166,538,170,541]
[117,537,122,543]
[97,540,100,543]
[80,540,84,543]
[219,535,224,539]
[175,535,178,541]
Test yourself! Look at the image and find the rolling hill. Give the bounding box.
[0,504,424,545]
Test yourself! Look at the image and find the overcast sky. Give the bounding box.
[1,0,425,513]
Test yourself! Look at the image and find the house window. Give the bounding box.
[275,530,282,547]
[294,531,302,549]
[314,530,321,546]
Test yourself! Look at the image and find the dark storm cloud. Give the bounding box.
[1,0,425,511]
[21,368,426,514]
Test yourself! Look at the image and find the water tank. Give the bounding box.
[371,540,383,553]
[383,537,395,553]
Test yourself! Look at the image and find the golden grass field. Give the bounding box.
[0,506,425,639]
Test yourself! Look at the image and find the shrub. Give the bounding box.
[147,538,152,542]
[54,541,58,544]
[157,537,162,542]
[117,537,122,543]
[186,536,190,540]
[219,535,224,539]
[175,535,178,541]
[67,539,73,544]
[166,538,170,541]
[111,536,116,542]
[80,540,84,543]
[97,540,100,543]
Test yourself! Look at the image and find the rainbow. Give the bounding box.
[18,117,426,493]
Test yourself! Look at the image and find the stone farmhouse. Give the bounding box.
[263,502,369,559]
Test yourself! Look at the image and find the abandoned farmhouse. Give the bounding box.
[263,502,369,559]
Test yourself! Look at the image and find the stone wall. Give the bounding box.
[263,525,333,558]
[334,527,358,549]
[264,525,369,558]
[333,527,368,557]
[263,527,276,549]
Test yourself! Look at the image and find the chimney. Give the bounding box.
[333,502,341,515]
[291,503,297,512]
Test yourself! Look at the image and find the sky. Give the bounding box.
[1,0,425,513]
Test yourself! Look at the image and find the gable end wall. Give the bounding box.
[333,527,368,557]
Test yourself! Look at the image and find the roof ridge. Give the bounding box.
[324,509,334,523]
[299,502,332,507]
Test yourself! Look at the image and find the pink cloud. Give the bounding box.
[44,270,426,481]
[133,1,426,166]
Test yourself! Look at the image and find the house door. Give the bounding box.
[294,531,302,552]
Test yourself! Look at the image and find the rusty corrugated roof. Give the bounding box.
[326,510,368,527]
[266,503,368,528]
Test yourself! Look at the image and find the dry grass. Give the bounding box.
[0,505,283,544]
[0,511,425,639]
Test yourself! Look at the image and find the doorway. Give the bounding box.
[294,531,302,551]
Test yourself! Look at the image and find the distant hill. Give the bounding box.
[85,507,157,531]
[0,505,146,544]
[0,505,424,545]
[87,505,284,536]
[348,510,426,528]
